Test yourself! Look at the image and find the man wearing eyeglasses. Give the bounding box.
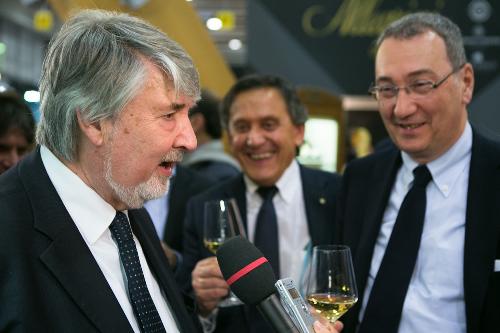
[335,12,500,333]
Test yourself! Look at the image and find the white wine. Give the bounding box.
[307,293,357,323]
[204,239,223,254]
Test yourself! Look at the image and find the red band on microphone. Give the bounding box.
[226,257,268,286]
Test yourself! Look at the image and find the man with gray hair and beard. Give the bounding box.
[0,9,200,333]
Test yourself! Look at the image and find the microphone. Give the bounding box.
[217,236,299,333]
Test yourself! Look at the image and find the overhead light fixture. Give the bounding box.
[24,90,40,103]
[206,17,223,31]
[0,74,12,93]
[228,39,242,50]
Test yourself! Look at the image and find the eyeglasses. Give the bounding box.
[369,64,465,101]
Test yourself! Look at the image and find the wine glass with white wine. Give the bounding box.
[203,198,244,307]
[305,245,358,323]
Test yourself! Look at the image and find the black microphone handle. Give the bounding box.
[257,293,299,333]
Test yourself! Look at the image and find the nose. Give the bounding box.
[393,89,418,119]
[245,127,265,147]
[173,114,197,152]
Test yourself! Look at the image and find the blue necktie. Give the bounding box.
[109,211,166,333]
[358,165,432,333]
[254,186,280,277]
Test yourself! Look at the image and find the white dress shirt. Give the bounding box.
[244,159,310,283]
[40,146,180,333]
[359,123,472,333]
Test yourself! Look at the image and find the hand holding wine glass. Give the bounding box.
[191,256,229,315]
[306,245,358,324]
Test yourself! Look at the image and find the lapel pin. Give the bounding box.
[319,197,326,205]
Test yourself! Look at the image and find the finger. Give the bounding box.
[195,286,229,302]
[313,321,327,333]
[193,258,223,279]
[197,256,218,267]
[192,276,229,291]
[313,320,339,333]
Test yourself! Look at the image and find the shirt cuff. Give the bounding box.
[198,308,219,333]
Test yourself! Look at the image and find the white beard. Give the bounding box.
[104,150,182,209]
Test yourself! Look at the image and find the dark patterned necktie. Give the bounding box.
[254,186,280,277]
[358,165,432,333]
[109,211,166,333]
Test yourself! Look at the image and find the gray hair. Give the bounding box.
[36,9,200,161]
[220,74,308,130]
[375,12,467,69]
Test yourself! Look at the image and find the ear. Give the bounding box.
[461,63,475,105]
[294,124,306,146]
[76,110,105,146]
[189,113,205,135]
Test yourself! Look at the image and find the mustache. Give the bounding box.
[161,149,184,163]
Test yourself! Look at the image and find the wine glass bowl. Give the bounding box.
[203,199,239,254]
[305,245,358,323]
[203,198,244,307]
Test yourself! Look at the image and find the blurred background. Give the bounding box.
[1,0,498,172]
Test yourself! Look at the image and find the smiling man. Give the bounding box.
[0,9,201,333]
[178,75,342,332]
[335,12,500,333]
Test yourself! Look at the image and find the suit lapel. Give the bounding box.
[463,132,500,333]
[22,149,132,333]
[300,166,328,245]
[355,150,401,300]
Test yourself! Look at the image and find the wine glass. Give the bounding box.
[305,245,358,323]
[203,198,244,307]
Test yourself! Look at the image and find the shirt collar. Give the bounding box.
[243,159,301,203]
[40,145,119,244]
[401,122,472,197]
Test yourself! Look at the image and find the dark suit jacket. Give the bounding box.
[188,160,240,183]
[0,148,199,333]
[335,130,500,333]
[163,165,215,252]
[179,163,341,332]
